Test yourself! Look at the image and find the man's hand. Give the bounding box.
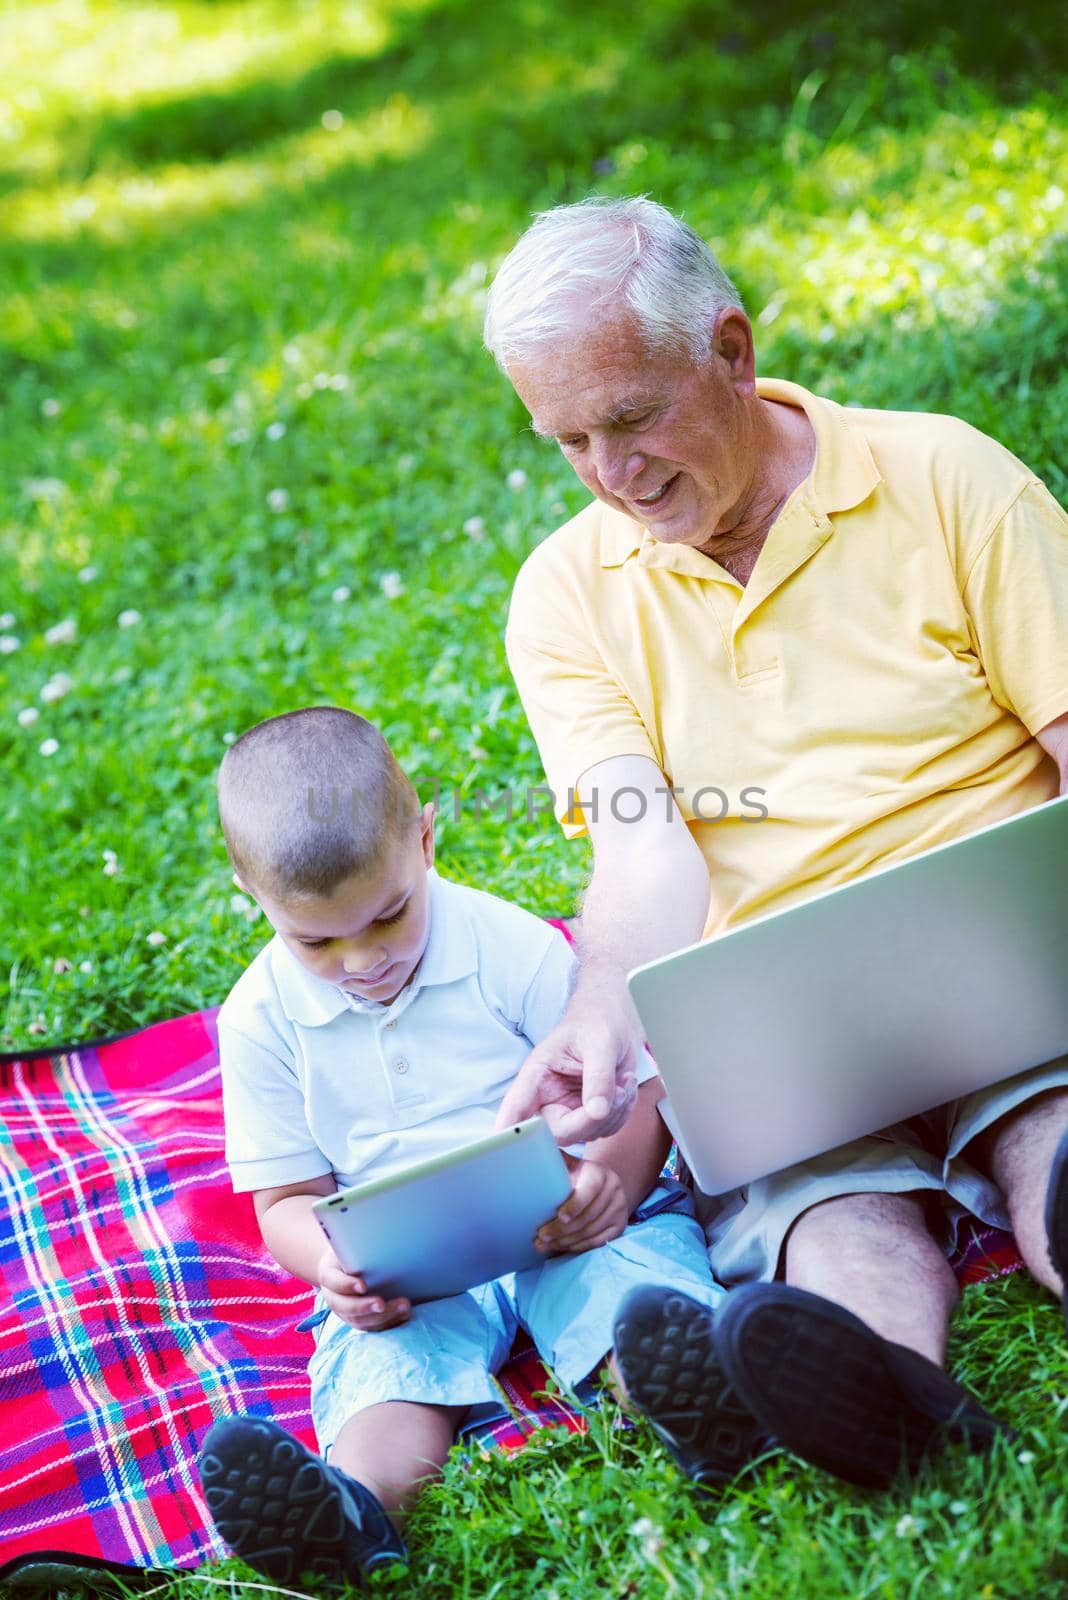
[533,1157,629,1255]
[495,991,642,1142]
[317,1244,411,1331]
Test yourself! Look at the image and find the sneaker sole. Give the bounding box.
[613,1287,771,1488]
[198,1416,400,1586]
[714,1283,1005,1490]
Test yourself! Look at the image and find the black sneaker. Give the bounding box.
[714,1282,1011,1490]
[1045,1127,1068,1333]
[198,1414,407,1588]
[613,1287,775,1488]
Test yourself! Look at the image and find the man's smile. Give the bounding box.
[632,474,681,512]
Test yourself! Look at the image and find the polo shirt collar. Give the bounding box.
[269,869,479,1028]
[598,376,882,572]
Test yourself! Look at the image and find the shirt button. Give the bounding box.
[392,1058,409,1075]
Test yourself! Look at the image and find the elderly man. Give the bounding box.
[484,197,1068,1490]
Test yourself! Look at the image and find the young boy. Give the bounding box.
[198,705,726,1589]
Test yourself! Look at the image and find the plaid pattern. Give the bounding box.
[0,992,1024,1577]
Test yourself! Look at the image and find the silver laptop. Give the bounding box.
[628,794,1068,1195]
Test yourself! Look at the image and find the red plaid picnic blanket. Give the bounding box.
[0,1003,1023,1580]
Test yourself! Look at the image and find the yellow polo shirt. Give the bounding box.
[506,378,1068,939]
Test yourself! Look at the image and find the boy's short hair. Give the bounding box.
[218,707,420,901]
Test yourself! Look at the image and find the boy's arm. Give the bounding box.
[583,1073,671,1215]
[253,1174,338,1283]
[534,1076,670,1255]
[255,1176,413,1330]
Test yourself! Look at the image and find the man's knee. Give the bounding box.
[783,1189,935,1274]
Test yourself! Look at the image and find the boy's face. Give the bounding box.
[251,803,436,1005]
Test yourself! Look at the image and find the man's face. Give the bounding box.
[508,307,758,554]
[252,805,435,1006]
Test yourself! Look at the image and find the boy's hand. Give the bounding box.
[317,1245,411,1331]
[533,1157,629,1256]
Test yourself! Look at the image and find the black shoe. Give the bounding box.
[714,1282,1011,1490]
[198,1414,407,1588]
[1045,1128,1068,1333]
[613,1287,775,1489]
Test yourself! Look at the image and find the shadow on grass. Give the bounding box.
[8,0,1067,193]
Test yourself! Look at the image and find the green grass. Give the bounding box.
[2,0,1067,1595]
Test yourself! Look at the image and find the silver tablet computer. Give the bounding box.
[312,1116,572,1304]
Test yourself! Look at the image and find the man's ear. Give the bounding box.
[420,802,436,869]
[711,307,756,387]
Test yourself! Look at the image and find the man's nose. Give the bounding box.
[594,437,644,496]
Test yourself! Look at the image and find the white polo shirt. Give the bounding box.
[218,872,650,1194]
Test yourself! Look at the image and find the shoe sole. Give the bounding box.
[613,1288,771,1488]
[714,1283,1005,1490]
[198,1415,400,1586]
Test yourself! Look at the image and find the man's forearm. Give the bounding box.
[574,841,711,1000]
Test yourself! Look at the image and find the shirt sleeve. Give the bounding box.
[961,479,1068,734]
[502,544,658,838]
[218,1016,333,1193]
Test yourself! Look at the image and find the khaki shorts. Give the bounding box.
[691,1058,1068,1286]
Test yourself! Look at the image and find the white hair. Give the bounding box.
[483,196,742,371]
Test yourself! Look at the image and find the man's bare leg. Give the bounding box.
[966,1087,1068,1298]
[782,1190,959,1364]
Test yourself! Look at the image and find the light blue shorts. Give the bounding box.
[306,1183,723,1452]
[693,1058,1068,1285]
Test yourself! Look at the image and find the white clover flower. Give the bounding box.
[23,476,68,503]
[222,731,237,746]
[266,488,290,513]
[39,737,60,757]
[0,635,20,654]
[506,468,528,491]
[77,565,98,583]
[146,930,167,947]
[206,357,231,375]
[0,612,14,628]
[895,1514,920,1538]
[53,957,72,974]
[321,109,344,130]
[312,372,331,390]
[45,617,77,645]
[41,397,62,418]
[79,959,93,974]
[266,421,287,441]
[329,373,349,391]
[1017,1449,1036,1465]
[378,571,404,600]
[17,707,40,727]
[102,848,118,862]
[103,859,121,877]
[397,452,415,473]
[230,892,261,922]
[40,674,73,703]
[117,609,141,629]
[462,515,485,540]
[332,585,351,603]
[228,426,251,444]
